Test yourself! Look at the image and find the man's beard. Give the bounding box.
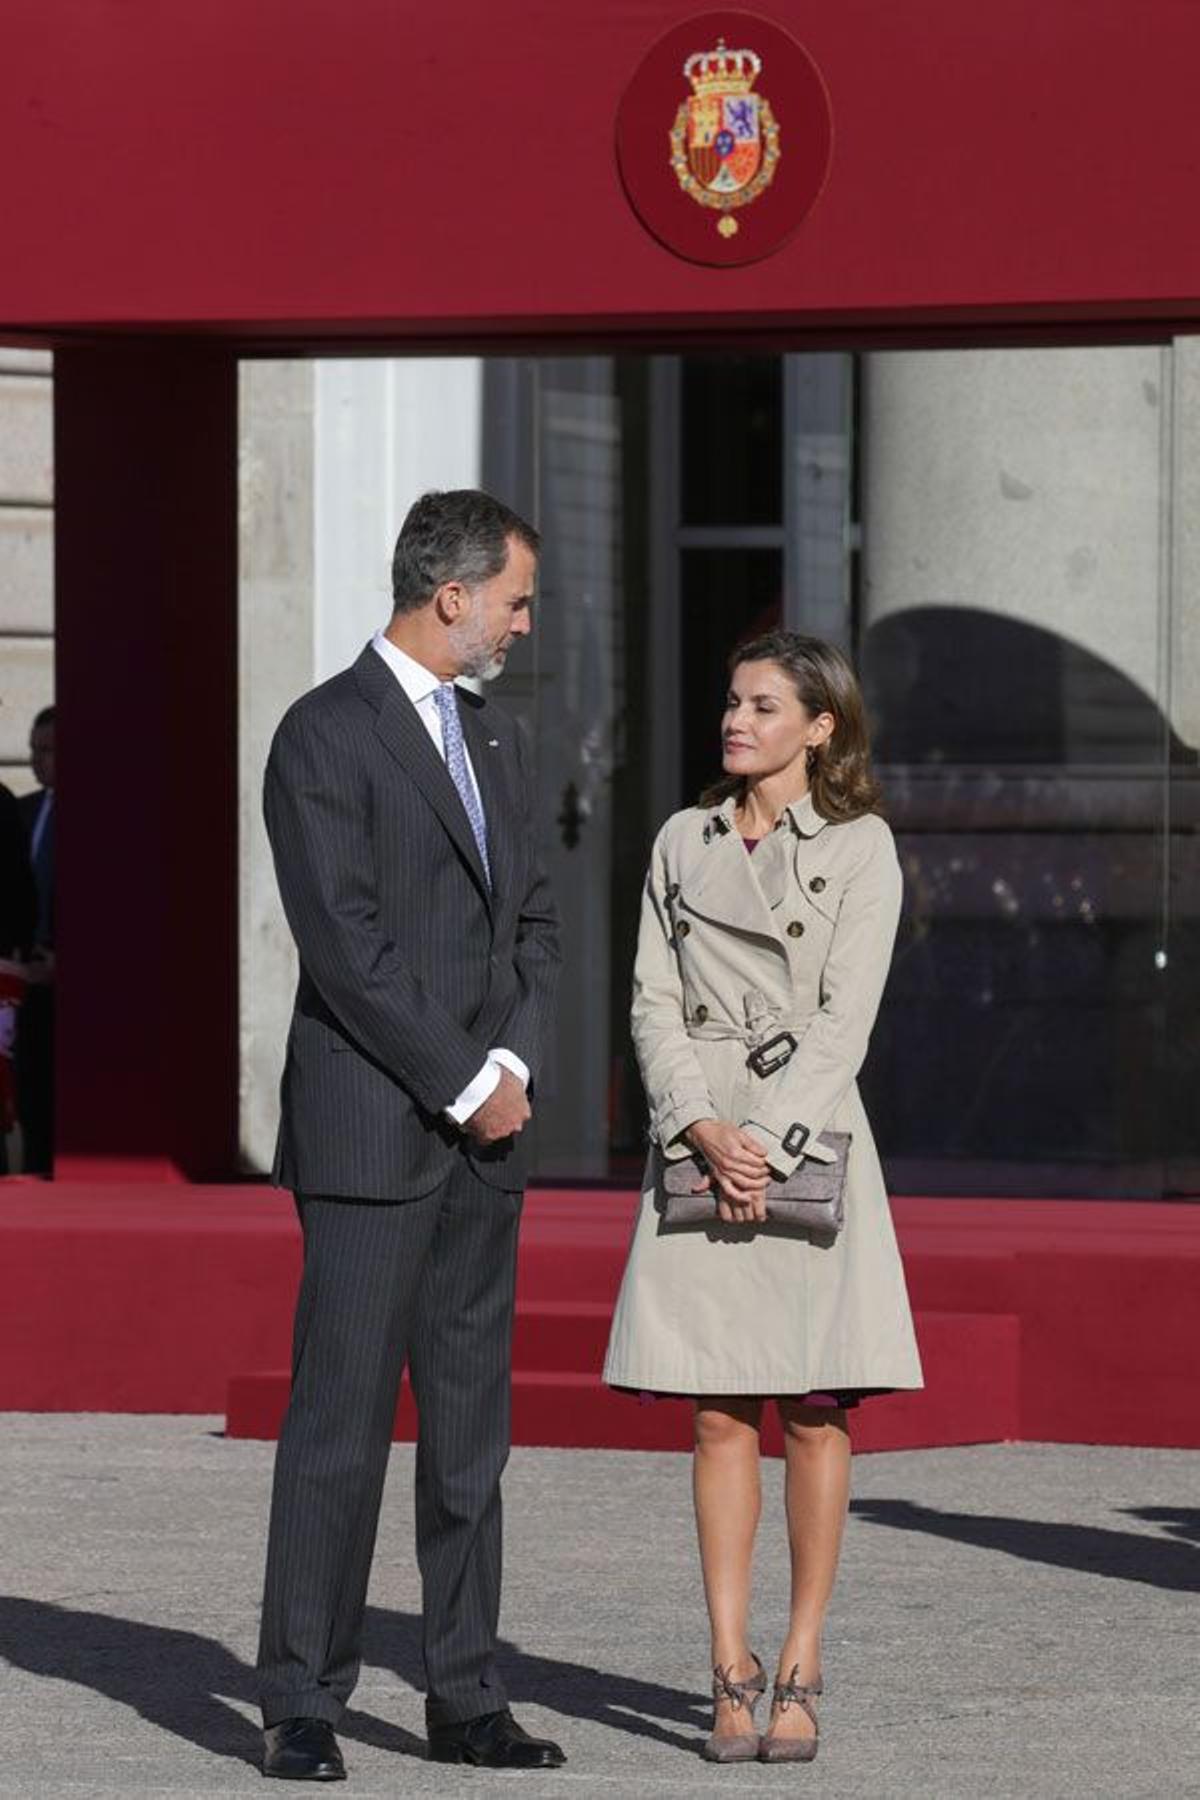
[449,610,508,681]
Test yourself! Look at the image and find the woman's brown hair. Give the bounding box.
[698,630,883,822]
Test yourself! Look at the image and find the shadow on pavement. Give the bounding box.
[365,1606,705,1752]
[1123,1506,1200,1547]
[0,1598,263,1767]
[850,1499,1200,1593]
[0,1597,706,1765]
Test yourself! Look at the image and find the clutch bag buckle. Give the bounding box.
[747,1030,797,1078]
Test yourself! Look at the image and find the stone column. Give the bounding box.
[238,361,315,1173]
[859,346,1175,757]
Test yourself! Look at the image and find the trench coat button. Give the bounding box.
[787,920,805,938]
[810,876,827,893]
[694,1004,709,1023]
[667,882,680,900]
[677,920,691,938]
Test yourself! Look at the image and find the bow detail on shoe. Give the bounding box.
[712,1653,767,1710]
[773,1666,823,1718]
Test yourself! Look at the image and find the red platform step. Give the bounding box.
[2,1184,1198,1450]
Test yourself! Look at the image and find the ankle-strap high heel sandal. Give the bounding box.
[758,1667,822,1763]
[702,1653,767,1763]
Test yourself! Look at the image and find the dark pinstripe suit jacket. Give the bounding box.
[264,644,561,1199]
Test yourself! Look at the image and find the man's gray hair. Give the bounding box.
[391,489,540,615]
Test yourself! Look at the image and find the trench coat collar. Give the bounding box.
[683,795,778,946]
[702,788,831,843]
[685,789,832,945]
[785,790,830,838]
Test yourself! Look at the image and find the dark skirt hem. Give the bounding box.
[610,1385,897,1411]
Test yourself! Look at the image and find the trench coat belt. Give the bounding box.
[684,1018,814,1043]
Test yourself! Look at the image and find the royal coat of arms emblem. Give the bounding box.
[670,37,781,238]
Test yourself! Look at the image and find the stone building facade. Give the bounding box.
[0,350,53,796]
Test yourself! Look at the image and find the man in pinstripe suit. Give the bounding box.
[257,490,565,1779]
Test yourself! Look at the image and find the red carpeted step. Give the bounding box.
[8,1186,1200,1448]
[851,1311,1019,1452]
[226,1371,293,1439]
[225,1309,1020,1453]
[902,1250,1019,1315]
[513,1300,614,1368]
[515,1196,633,1304]
[503,1311,1022,1454]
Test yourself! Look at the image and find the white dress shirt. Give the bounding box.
[370,631,529,1125]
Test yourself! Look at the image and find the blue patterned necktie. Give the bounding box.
[433,682,492,886]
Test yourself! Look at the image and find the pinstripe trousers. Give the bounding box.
[256,1168,522,1729]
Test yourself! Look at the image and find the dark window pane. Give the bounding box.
[1166,791,1200,1194]
[682,356,782,526]
[855,610,1199,1192]
[860,795,1176,1195]
[679,548,782,808]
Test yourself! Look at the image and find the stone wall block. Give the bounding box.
[0,508,54,634]
[0,636,54,763]
[0,376,53,504]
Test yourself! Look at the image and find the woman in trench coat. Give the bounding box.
[604,630,922,1764]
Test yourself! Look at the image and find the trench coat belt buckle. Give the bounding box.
[746,1030,797,1078]
[682,1019,802,1077]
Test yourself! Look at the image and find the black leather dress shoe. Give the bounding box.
[426,1708,566,1768]
[262,1717,346,1780]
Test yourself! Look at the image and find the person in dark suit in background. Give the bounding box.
[0,779,35,958]
[0,777,36,1173]
[16,706,54,1176]
[256,491,564,1780]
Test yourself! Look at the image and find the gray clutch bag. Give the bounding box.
[660,1131,851,1234]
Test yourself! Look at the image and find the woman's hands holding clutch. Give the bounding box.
[683,1119,771,1224]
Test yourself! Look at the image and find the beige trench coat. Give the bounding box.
[603,790,923,1396]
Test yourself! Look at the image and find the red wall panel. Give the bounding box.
[2,1,1200,338]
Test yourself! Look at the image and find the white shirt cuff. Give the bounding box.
[489,1046,530,1089]
[445,1060,501,1125]
[444,1048,530,1126]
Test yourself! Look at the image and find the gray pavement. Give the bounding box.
[1,1416,1198,1798]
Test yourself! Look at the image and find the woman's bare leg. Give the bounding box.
[693,1397,764,1738]
[768,1401,851,1742]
